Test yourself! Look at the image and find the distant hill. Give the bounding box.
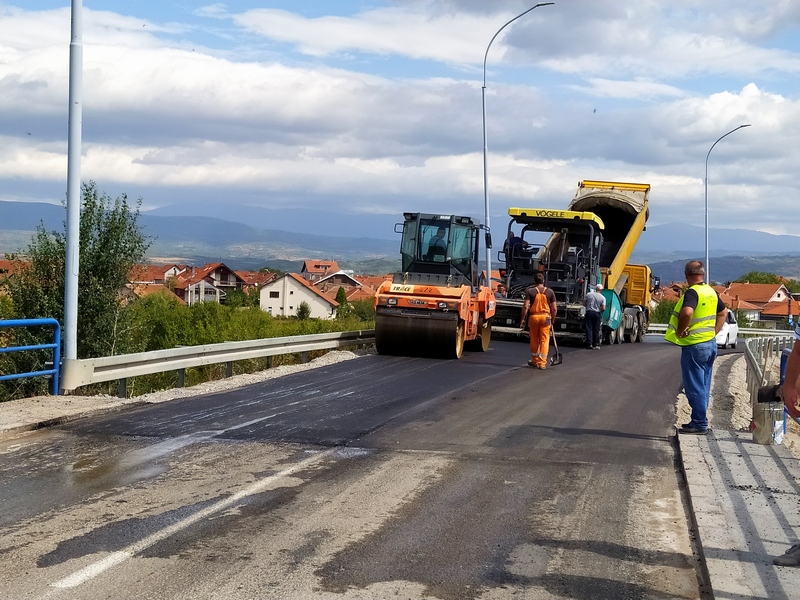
[2,200,799,278]
[0,200,399,273]
[146,202,403,241]
[634,222,800,256]
[649,255,800,287]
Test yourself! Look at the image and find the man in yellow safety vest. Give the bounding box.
[665,260,728,434]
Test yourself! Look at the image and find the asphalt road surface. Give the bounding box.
[1,337,707,599]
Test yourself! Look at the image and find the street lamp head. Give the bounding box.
[704,123,752,283]
[481,2,555,283]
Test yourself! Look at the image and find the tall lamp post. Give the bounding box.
[704,123,750,283]
[482,2,554,284]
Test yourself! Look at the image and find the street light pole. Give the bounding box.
[482,2,554,285]
[704,123,750,283]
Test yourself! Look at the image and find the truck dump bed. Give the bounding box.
[568,180,649,293]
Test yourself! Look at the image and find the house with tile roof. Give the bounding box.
[171,262,246,306]
[300,260,340,282]
[723,282,791,307]
[758,297,800,324]
[234,270,276,294]
[129,263,188,285]
[0,258,21,278]
[259,273,338,319]
[721,282,794,324]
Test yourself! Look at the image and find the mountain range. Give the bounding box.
[2,200,799,283]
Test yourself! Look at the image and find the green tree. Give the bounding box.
[350,298,374,322]
[652,299,677,324]
[334,286,352,319]
[735,271,782,284]
[6,181,150,358]
[223,288,250,308]
[247,286,261,306]
[128,291,191,351]
[297,301,311,320]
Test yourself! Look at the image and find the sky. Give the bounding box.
[1,1,799,237]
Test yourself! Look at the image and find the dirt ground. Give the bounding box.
[675,353,800,459]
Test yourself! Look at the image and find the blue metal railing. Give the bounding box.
[0,318,61,395]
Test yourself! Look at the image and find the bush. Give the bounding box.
[652,299,677,324]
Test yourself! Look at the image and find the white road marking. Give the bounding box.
[52,449,334,589]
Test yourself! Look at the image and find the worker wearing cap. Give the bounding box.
[583,283,606,349]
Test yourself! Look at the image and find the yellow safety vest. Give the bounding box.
[665,283,718,346]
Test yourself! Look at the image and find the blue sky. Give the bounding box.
[1,1,799,238]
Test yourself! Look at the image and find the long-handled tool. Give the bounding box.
[549,328,563,366]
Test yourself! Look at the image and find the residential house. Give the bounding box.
[129,263,188,286]
[235,269,277,296]
[0,258,20,279]
[260,273,338,319]
[300,260,339,283]
[715,291,761,323]
[172,262,246,306]
[758,297,800,325]
[723,282,793,323]
[349,274,393,302]
[314,270,362,302]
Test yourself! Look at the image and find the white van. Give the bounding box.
[716,310,739,349]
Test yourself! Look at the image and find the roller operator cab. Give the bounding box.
[374,212,496,359]
[492,180,655,345]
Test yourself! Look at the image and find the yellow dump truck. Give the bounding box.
[493,180,658,344]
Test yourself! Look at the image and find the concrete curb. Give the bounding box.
[679,429,800,598]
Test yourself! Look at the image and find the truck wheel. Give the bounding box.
[624,319,638,343]
[615,321,624,344]
[636,315,647,342]
[606,326,616,345]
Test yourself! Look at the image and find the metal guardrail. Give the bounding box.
[0,318,61,395]
[744,335,795,405]
[60,329,376,395]
[646,323,794,337]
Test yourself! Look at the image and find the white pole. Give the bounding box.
[481,3,554,286]
[64,0,83,364]
[704,124,750,283]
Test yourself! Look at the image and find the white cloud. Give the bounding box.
[0,2,799,238]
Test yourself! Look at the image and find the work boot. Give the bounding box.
[773,544,800,567]
[678,424,709,435]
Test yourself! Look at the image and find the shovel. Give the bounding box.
[549,328,563,366]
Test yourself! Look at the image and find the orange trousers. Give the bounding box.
[528,313,551,369]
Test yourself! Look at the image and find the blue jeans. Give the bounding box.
[585,310,602,347]
[680,339,718,429]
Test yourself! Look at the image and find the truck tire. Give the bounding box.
[615,321,624,344]
[636,314,647,342]
[624,318,638,343]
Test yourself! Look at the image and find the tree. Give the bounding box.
[297,301,311,320]
[735,271,782,284]
[334,286,351,319]
[6,181,151,358]
[223,288,250,309]
[652,299,677,324]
